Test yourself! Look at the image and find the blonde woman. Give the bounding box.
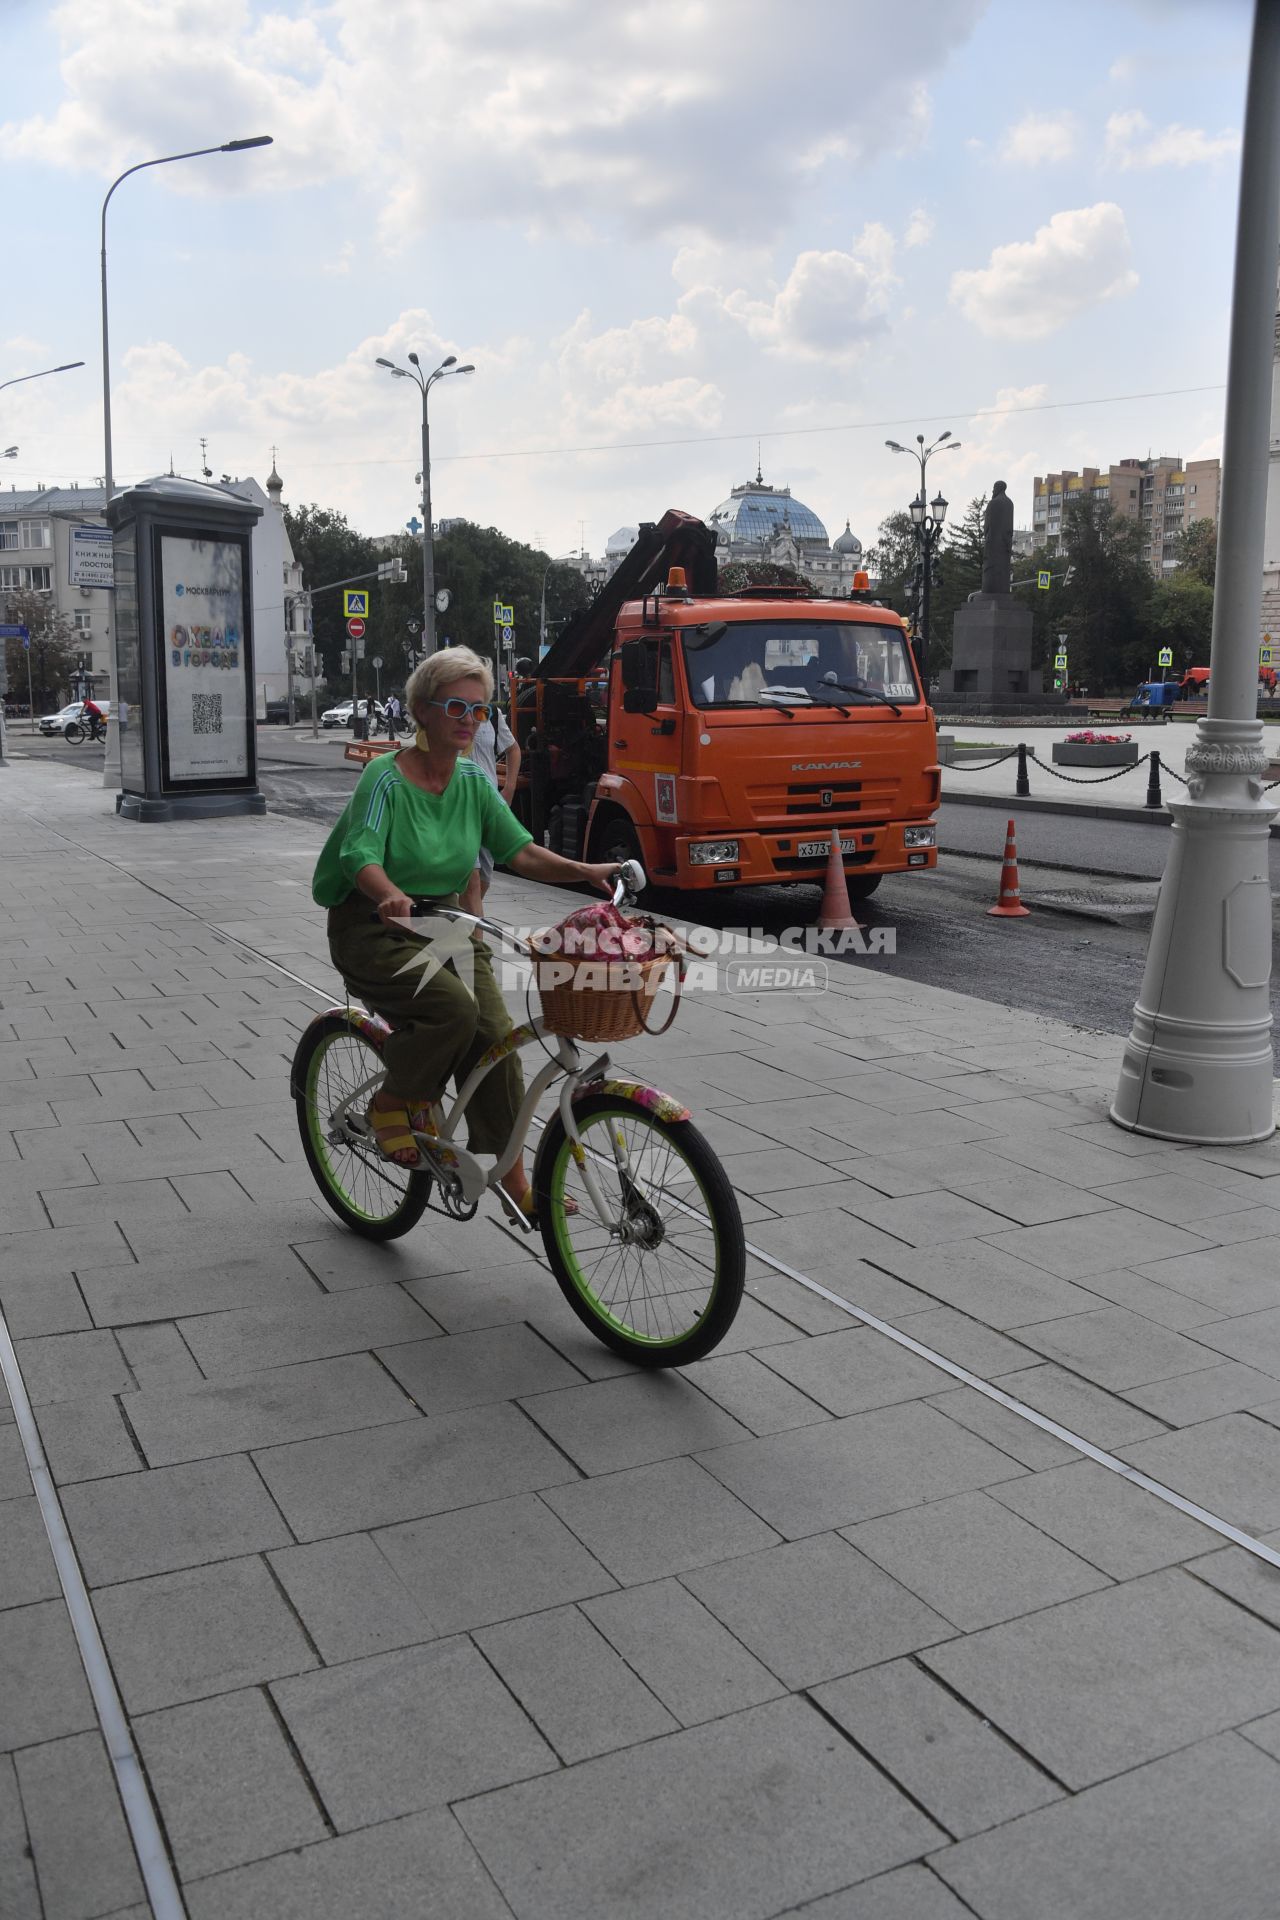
[313,646,615,1217]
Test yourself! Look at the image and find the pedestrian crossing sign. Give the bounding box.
[1157,648,1173,667]
[492,602,514,626]
[343,591,369,617]
[1262,646,1274,666]
[1053,653,1068,670]
[1037,571,1052,590]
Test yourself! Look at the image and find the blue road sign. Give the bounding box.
[0,624,29,641]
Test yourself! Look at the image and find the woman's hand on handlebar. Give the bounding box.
[374,888,415,927]
[582,861,621,896]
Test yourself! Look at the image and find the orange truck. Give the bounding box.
[513,508,939,900]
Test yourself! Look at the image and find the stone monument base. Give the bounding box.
[937,593,1047,702]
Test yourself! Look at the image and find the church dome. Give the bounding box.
[707,474,829,548]
[833,519,862,556]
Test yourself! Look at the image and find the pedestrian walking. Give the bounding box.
[385,693,402,739]
[461,702,522,917]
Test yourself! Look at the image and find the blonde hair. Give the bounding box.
[405,647,494,718]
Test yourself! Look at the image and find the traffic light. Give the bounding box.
[378,558,408,583]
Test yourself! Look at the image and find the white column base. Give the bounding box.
[1112,726,1277,1144]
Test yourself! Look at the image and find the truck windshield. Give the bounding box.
[680,620,920,709]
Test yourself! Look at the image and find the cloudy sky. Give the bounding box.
[1,0,1252,559]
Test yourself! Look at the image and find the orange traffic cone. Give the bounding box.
[988,818,1030,918]
[819,829,861,930]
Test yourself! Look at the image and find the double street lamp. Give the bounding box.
[99,134,273,786]
[886,431,960,682]
[376,352,475,656]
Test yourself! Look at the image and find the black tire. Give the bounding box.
[561,798,585,863]
[64,723,84,743]
[844,874,882,902]
[589,811,645,887]
[533,1093,745,1366]
[546,803,565,855]
[292,1013,432,1240]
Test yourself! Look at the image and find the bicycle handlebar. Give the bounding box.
[371,858,649,953]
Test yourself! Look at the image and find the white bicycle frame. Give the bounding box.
[348,866,649,1231]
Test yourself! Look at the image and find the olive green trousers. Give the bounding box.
[327,895,524,1154]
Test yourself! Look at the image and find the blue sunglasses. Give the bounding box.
[426,696,491,723]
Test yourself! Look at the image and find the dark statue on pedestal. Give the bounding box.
[980,480,1014,597]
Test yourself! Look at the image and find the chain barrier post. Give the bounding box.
[1144,750,1163,810]
[1015,743,1030,797]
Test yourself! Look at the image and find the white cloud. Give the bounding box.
[1,0,986,244]
[718,226,900,364]
[1104,109,1240,169]
[1000,112,1078,166]
[949,203,1138,340]
[903,208,934,249]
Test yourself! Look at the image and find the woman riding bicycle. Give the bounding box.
[312,645,615,1219]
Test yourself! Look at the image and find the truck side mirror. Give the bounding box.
[619,641,658,713]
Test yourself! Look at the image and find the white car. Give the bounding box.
[39,700,111,736]
[321,700,385,730]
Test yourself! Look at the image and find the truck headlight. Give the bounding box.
[904,825,936,848]
[689,840,739,865]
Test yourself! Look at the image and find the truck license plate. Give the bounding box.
[797,837,859,857]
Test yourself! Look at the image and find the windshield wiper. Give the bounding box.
[820,674,903,716]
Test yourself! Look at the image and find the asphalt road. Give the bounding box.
[9,726,1278,1039]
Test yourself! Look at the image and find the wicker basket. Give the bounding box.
[535,950,677,1041]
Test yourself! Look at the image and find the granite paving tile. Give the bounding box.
[41,1176,187,1227]
[60,1453,292,1585]
[933,1732,1280,1920]
[843,1488,1110,1631]
[989,1460,1220,1579]
[682,1350,832,1434]
[1125,1359,1280,1425]
[183,1807,514,1920]
[135,1688,329,1881]
[813,1658,1062,1839]
[1090,1169,1264,1224]
[682,1532,953,1688]
[375,1490,616,1633]
[0,1222,134,1284]
[0,1270,92,1338]
[785,1864,974,1920]
[974,1363,1167,1447]
[982,1210,1212,1278]
[540,1455,779,1584]
[1117,1414,1280,1534]
[378,1323,585,1415]
[267,1532,436,1663]
[884,1306,1036,1377]
[0,1599,97,1751]
[77,1252,322,1327]
[16,1730,144,1920]
[122,1354,414,1467]
[696,1399,1025,1540]
[922,1569,1280,1790]
[95,1555,318,1713]
[516,1370,751,1474]
[177,1286,441,1375]
[1189,1304,1280,1379]
[33,1395,140,1484]
[0,1754,38,1920]
[859,1240,1101,1329]
[114,1323,204,1393]
[1009,1304,1219,1390]
[0,1498,61,1610]
[933,1165,1115,1226]
[0,1424,33,1499]
[456,1694,943,1920]
[843,1190,1025,1246]
[582,1577,785,1727]
[1130,1237,1280,1315]
[1184,1540,1280,1632]
[271,1636,558,1831]
[475,1604,678,1762]
[758,1327,948,1415]
[11,1329,133,1404]
[251,1401,578,1540]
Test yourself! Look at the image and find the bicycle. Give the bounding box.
[291,861,745,1366]
[65,715,107,744]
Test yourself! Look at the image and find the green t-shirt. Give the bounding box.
[312,752,533,906]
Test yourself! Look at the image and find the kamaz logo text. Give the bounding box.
[791,760,861,771]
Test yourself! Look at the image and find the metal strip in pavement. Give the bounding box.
[0,1308,187,1919]
[26,811,1280,1576]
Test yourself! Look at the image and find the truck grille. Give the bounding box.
[745,778,898,826]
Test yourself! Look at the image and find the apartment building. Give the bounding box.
[1032,455,1221,575]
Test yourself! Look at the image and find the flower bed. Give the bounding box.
[1053,732,1140,768]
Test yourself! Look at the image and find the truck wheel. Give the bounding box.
[595,814,644,881]
[561,799,585,862]
[843,875,882,902]
[547,804,565,855]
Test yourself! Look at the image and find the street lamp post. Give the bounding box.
[1112,0,1280,1144]
[887,432,961,682]
[99,135,272,787]
[376,353,474,655]
[539,551,578,656]
[0,362,85,402]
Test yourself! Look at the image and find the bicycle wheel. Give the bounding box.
[64,722,85,744]
[533,1093,745,1365]
[292,1013,431,1239]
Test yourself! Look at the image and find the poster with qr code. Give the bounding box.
[158,533,251,783]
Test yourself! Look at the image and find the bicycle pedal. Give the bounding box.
[495,1187,536,1234]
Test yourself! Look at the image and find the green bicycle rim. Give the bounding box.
[547,1107,723,1349]
[304,1030,414,1224]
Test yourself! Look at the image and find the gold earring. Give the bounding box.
[414,725,430,751]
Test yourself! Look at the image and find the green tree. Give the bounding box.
[929,496,987,670]
[1142,572,1214,674]
[716,559,808,593]
[865,510,916,609]
[3,589,78,712]
[283,504,377,687]
[1053,492,1153,692]
[1172,516,1217,588]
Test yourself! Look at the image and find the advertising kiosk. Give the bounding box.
[108,476,267,821]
